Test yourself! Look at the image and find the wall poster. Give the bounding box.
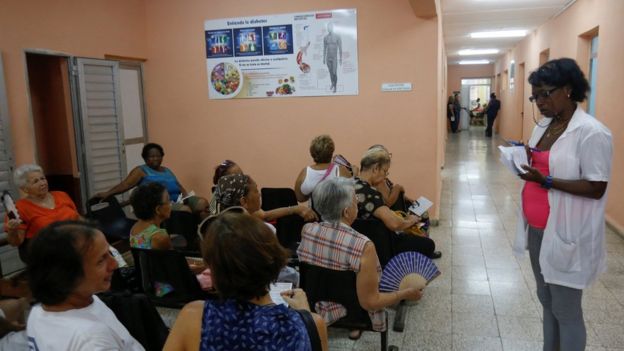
[205,9,358,99]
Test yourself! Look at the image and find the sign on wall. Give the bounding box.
[204,9,358,99]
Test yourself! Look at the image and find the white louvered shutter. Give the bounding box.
[74,58,127,198]
[0,53,22,275]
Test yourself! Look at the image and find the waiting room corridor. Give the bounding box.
[329,127,624,350]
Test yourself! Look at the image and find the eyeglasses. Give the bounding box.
[197,206,246,240]
[528,87,559,103]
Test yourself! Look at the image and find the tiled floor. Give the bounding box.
[328,127,624,350]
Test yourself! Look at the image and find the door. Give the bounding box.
[118,63,148,173]
[72,58,127,204]
[0,53,22,276]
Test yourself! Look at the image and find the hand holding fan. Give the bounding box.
[379,252,441,297]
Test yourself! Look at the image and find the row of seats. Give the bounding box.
[89,187,410,351]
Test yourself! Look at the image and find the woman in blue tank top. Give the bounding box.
[93,143,208,216]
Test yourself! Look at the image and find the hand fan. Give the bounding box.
[379,252,441,292]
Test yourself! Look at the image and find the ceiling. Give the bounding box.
[442,0,576,65]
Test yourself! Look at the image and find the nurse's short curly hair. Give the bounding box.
[528,58,589,103]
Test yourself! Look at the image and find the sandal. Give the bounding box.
[348,329,362,340]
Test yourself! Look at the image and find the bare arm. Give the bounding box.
[375,179,404,207]
[150,231,173,250]
[294,167,310,202]
[312,313,329,351]
[373,205,418,232]
[356,243,422,311]
[6,219,25,247]
[260,205,318,222]
[94,167,145,199]
[163,300,203,351]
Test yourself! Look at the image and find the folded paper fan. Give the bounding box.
[379,252,441,292]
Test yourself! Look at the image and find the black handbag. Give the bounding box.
[294,309,322,351]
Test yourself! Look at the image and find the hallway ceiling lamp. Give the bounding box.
[470,30,528,38]
[458,49,499,56]
[458,60,490,65]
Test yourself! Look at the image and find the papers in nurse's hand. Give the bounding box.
[269,282,293,306]
[498,146,529,175]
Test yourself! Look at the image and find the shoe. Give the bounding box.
[430,251,442,259]
[348,329,362,340]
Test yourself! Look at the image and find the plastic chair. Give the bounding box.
[131,247,213,308]
[299,262,397,351]
[86,196,136,242]
[261,188,304,253]
[351,219,395,268]
[161,211,200,253]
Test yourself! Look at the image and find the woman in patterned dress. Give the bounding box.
[164,212,328,351]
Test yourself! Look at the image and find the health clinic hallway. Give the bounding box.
[329,127,624,351]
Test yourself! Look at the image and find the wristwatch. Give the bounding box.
[541,175,553,190]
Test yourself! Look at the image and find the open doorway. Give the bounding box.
[25,53,82,209]
[460,78,491,130]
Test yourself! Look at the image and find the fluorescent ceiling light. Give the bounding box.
[459,60,490,65]
[470,30,527,38]
[458,48,499,56]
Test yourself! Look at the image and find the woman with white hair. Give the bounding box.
[4,164,80,262]
[297,177,422,339]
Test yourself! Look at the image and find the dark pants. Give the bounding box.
[392,233,436,258]
[486,113,496,136]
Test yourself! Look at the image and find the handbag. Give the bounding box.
[393,210,429,237]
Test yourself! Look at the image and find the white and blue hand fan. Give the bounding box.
[379,252,441,292]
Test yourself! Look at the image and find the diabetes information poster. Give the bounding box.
[205,9,358,99]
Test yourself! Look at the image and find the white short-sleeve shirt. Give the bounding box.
[27,295,145,351]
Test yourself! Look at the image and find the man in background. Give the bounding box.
[485,93,501,137]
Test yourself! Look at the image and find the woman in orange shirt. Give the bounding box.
[5,164,80,262]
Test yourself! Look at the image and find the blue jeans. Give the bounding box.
[528,226,586,351]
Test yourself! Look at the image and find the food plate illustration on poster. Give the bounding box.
[205,9,358,99]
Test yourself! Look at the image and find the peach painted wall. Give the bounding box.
[446,63,494,94]
[0,0,148,167]
[493,0,624,231]
[142,1,445,218]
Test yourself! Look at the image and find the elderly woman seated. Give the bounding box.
[4,164,80,263]
[367,144,421,212]
[298,177,422,339]
[26,221,144,350]
[355,149,441,259]
[215,173,317,223]
[294,134,356,203]
[164,212,328,351]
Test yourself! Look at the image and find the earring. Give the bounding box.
[567,94,570,98]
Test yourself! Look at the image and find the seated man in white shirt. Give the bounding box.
[26,220,145,351]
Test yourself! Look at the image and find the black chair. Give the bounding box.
[299,262,397,351]
[86,196,136,243]
[162,211,200,253]
[131,248,213,308]
[351,219,395,268]
[98,291,169,351]
[351,218,409,332]
[261,188,304,253]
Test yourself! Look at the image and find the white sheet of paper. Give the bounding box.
[409,196,433,216]
[269,282,293,306]
[498,146,528,175]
